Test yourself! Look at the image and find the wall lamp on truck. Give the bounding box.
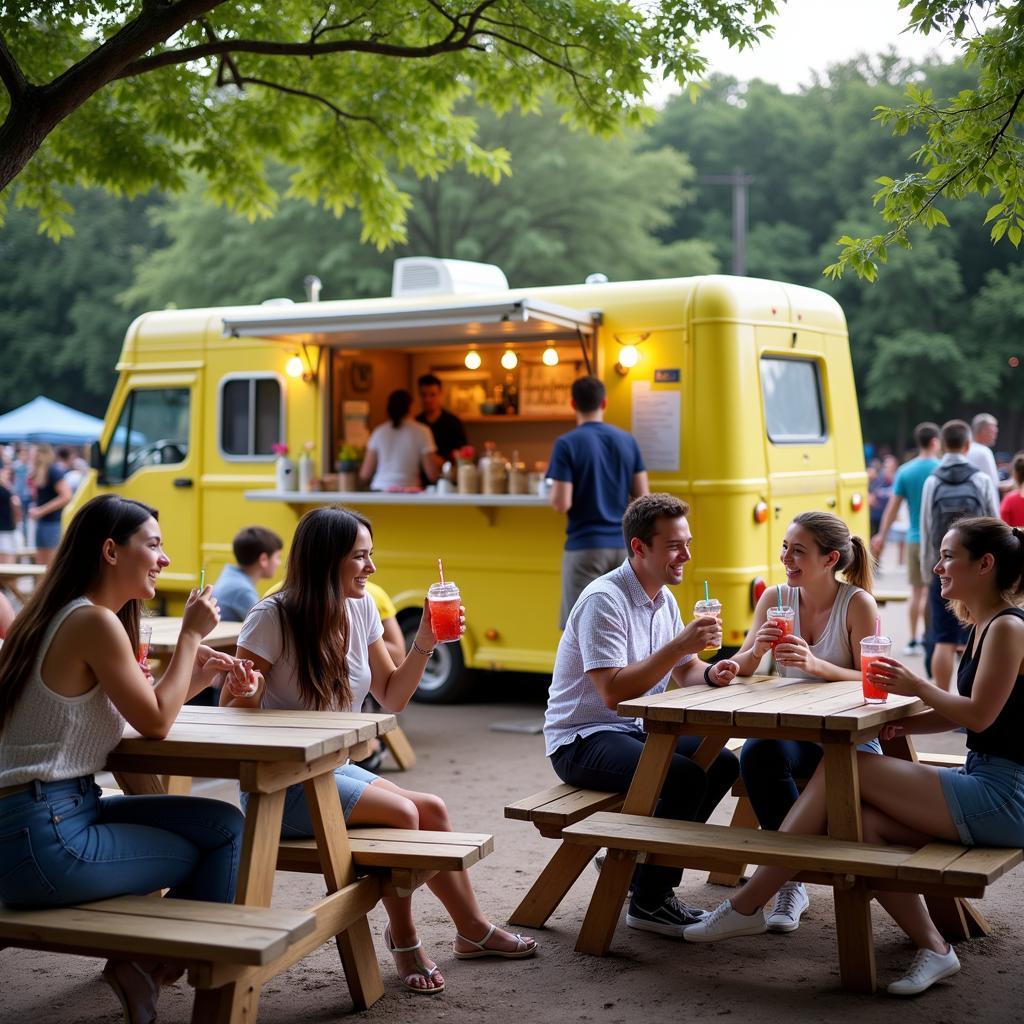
[614,331,649,375]
[285,343,322,383]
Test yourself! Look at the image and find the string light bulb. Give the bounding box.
[464,349,482,370]
[542,345,559,367]
[500,349,519,370]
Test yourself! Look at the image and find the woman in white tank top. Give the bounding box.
[711,512,879,933]
[0,495,252,1023]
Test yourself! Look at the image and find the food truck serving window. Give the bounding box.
[760,357,827,444]
[219,375,283,460]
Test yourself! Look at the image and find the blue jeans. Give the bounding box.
[0,776,244,909]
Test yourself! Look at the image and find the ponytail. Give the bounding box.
[844,535,873,594]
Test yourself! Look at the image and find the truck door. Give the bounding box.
[99,376,200,596]
[759,352,839,567]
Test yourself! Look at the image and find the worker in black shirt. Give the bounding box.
[416,373,468,467]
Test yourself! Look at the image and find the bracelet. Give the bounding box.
[704,663,717,687]
[412,639,435,657]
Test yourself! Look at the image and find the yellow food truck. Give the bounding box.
[70,258,868,701]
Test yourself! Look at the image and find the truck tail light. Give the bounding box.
[750,576,767,610]
[754,501,769,524]
[850,492,864,512]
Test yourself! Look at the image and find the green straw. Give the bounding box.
[199,569,205,590]
[703,580,709,603]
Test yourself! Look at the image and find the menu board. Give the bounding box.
[631,379,680,472]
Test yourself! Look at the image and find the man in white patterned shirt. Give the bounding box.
[543,493,741,936]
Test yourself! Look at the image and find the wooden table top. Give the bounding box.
[111,706,396,764]
[145,616,244,654]
[0,563,47,577]
[618,675,924,733]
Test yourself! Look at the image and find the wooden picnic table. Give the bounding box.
[574,675,928,992]
[0,561,46,599]
[107,706,398,1016]
[145,616,244,657]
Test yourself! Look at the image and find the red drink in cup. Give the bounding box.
[766,606,795,650]
[861,635,892,703]
[137,623,153,672]
[427,582,462,644]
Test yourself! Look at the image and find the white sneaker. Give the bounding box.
[886,945,960,996]
[902,640,923,657]
[682,900,767,943]
[766,882,809,932]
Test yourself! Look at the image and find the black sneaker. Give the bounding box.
[626,894,709,937]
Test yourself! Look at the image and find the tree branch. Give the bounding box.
[235,75,386,129]
[0,32,29,101]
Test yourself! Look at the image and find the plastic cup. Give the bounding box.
[227,664,259,699]
[692,598,722,654]
[136,623,153,672]
[427,582,462,644]
[766,606,795,650]
[861,635,892,703]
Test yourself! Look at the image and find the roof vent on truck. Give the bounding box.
[391,257,509,298]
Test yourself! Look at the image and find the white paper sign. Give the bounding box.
[631,379,680,471]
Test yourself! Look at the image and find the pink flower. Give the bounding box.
[271,442,289,456]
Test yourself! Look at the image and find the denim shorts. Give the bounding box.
[33,519,61,550]
[938,751,1024,846]
[240,762,379,836]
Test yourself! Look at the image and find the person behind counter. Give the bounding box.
[416,373,467,467]
[361,389,439,491]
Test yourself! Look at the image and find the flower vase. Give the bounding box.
[298,453,314,492]
[275,455,296,492]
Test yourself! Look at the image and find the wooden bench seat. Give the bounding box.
[278,828,493,897]
[0,893,315,1022]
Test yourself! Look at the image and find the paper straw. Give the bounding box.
[703,580,710,603]
[875,615,881,637]
[199,569,205,590]
[438,558,445,585]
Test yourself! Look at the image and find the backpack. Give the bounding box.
[930,462,987,551]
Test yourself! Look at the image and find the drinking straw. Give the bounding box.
[438,558,445,585]
[703,580,710,603]
[875,615,881,637]
[778,590,783,611]
[199,569,205,590]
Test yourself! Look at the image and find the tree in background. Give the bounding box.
[0,1,776,243]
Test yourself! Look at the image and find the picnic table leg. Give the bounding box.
[707,794,758,886]
[823,741,876,993]
[236,789,287,907]
[576,732,678,955]
[304,769,385,1010]
[382,726,416,770]
[509,840,598,927]
[191,980,256,1024]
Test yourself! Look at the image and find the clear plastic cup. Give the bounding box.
[136,623,153,671]
[427,582,462,644]
[693,598,722,654]
[861,635,892,704]
[766,606,796,650]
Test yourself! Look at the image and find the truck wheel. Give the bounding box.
[400,612,473,703]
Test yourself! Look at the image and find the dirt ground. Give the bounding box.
[2,555,1022,1023]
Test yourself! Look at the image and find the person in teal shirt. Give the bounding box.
[871,422,941,654]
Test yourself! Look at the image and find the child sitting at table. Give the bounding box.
[222,505,536,995]
[684,516,1024,997]
[0,494,252,1024]
[716,511,879,933]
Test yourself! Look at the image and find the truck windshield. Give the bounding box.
[105,388,191,482]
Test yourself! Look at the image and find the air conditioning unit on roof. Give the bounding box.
[391,257,509,298]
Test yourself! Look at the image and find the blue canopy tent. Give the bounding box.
[0,396,106,445]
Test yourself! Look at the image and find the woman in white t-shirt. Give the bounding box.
[224,506,536,995]
[360,389,439,491]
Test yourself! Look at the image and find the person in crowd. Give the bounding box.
[0,465,23,563]
[920,420,999,690]
[966,413,1002,493]
[28,443,73,565]
[999,452,1024,528]
[726,511,879,933]
[211,526,284,622]
[223,506,536,995]
[868,456,896,536]
[11,445,32,547]
[543,493,739,936]
[871,422,941,655]
[547,375,649,628]
[684,516,1024,997]
[0,494,249,1023]
[361,390,439,492]
[416,373,467,467]
[0,592,14,637]
[57,445,86,493]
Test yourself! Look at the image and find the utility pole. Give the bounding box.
[699,167,753,276]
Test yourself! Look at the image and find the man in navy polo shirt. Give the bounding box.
[548,375,648,628]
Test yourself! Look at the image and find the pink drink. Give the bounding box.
[860,636,892,704]
[427,582,461,644]
[767,606,795,650]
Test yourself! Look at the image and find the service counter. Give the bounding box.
[244,489,548,508]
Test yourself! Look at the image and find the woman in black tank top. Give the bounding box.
[685,517,1024,996]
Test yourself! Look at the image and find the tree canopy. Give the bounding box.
[0,0,776,243]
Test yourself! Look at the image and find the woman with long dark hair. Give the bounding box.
[224,505,536,995]
[360,389,439,491]
[0,495,248,1023]
[685,517,1024,996]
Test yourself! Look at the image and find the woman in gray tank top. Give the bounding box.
[718,511,878,933]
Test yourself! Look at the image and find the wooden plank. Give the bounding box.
[79,896,314,937]
[707,795,759,886]
[687,680,828,726]
[621,676,777,722]
[823,742,862,842]
[509,841,597,928]
[575,848,636,956]
[235,789,287,907]
[917,751,967,768]
[176,706,396,738]
[834,882,877,992]
[532,790,623,827]
[382,726,417,770]
[504,783,581,819]
[622,731,677,816]
[942,845,1023,886]
[115,723,352,762]
[280,838,487,872]
[822,695,924,731]
[732,681,843,726]
[896,843,972,883]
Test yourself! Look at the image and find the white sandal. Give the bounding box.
[453,923,537,960]
[384,925,445,994]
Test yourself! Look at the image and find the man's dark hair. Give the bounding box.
[417,373,442,390]
[571,375,606,413]
[913,422,940,449]
[941,419,971,452]
[233,525,284,567]
[622,493,690,548]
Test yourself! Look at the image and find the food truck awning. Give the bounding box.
[221,298,599,348]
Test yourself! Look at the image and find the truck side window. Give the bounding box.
[219,375,283,459]
[760,357,826,444]
[105,388,191,483]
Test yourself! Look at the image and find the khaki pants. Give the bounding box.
[560,547,626,628]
